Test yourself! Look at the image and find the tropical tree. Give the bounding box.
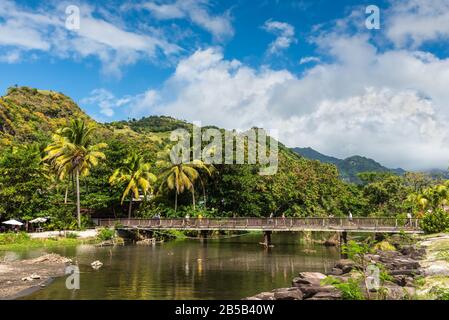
[157,150,212,211]
[44,119,107,228]
[408,181,449,215]
[109,153,157,218]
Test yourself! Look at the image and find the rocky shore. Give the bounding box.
[0,253,72,299]
[245,234,449,300]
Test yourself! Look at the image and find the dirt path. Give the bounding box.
[0,253,72,299]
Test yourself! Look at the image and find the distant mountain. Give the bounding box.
[292,147,406,184]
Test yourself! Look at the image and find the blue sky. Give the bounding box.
[1,0,449,170]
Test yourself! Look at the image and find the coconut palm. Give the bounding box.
[44,119,107,228]
[109,153,157,218]
[157,150,213,211]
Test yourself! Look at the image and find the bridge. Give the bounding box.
[96,217,422,246]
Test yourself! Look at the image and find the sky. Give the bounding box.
[1,0,449,171]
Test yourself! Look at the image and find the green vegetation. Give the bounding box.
[97,227,116,241]
[44,119,107,228]
[1,87,449,233]
[433,287,449,300]
[373,240,396,252]
[0,232,86,251]
[109,153,157,218]
[420,209,449,234]
[322,276,365,300]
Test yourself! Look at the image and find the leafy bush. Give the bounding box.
[97,227,115,241]
[65,232,79,239]
[420,208,449,234]
[373,241,396,252]
[342,240,371,263]
[322,276,364,300]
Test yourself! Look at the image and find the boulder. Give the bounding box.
[329,268,343,276]
[334,259,354,270]
[253,292,275,300]
[295,284,338,299]
[383,285,416,300]
[306,288,342,300]
[392,275,407,287]
[400,246,425,260]
[272,288,303,300]
[422,264,449,276]
[389,269,420,276]
[294,272,327,286]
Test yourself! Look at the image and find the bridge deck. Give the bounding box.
[97,217,422,234]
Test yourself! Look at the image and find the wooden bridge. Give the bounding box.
[97,217,422,234]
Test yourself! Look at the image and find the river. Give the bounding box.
[3,232,340,300]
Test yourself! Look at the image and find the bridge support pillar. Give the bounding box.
[262,231,272,247]
[340,232,348,259]
[199,230,208,242]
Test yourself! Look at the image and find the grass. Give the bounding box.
[0,232,96,251]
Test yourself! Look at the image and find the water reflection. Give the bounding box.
[12,233,339,300]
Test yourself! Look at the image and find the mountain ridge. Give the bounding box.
[292,147,406,184]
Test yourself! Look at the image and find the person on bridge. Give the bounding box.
[406,212,412,227]
[348,211,353,222]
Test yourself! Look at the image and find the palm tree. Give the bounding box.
[109,153,157,218]
[44,119,107,228]
[157,150,213,211]
[409,182,449,214]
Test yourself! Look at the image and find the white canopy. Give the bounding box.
[2,219,24,226]
[30,217,47,223]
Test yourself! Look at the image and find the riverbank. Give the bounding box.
[0,231,99,251]
[245,233,449,300]
[0,253,72,299]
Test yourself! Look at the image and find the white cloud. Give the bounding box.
[386,0,449,48]
[109,44,449,170]
[0,50,21,63]
[82,88,160,119]
[0,1,181,77]
[140,0,234,41]
[262,20,296,54]
[299,56,320,65]
[81,89,118,117]
[292,88,449,170]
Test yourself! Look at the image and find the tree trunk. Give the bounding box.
[64,186,69,204]
[200,178,207,208]
[175,192,178,212]
[192,189,196,210]
[75,168,81,229]
[128,198,133,219]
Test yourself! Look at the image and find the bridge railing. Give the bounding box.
[97,217,421,231]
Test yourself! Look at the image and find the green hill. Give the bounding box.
[0,86,364,221]
[292,147,406,184]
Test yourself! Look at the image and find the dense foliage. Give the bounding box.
[1,87,448,231]
[420,209,449,234]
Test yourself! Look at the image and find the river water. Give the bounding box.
[6,233,340,300]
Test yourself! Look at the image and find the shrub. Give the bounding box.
[373,241,396,252]
[0,232,31,245]
[420,208,449,234]
[65,232,79,239]
[97,228,115,241]
[322,276,365,300]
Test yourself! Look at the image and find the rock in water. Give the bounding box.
[272,288,303,300]
[91,260,103,270]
